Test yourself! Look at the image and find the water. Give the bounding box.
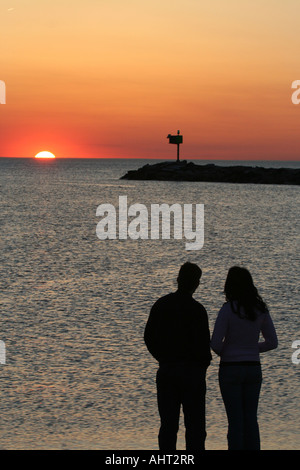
[0,157,299,450]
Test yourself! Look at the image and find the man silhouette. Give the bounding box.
[144,262,211,451]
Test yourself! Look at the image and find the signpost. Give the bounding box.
[167,130,183,162]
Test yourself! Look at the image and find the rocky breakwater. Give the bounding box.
[120,160,300,185]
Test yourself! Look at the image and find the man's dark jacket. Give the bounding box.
[144,290,212,367]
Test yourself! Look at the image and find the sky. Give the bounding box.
[1,0,300,160]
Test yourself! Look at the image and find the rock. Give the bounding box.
[120,161,300,185]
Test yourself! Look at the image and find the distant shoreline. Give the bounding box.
[120,160,300,185]
[1,155,300,167]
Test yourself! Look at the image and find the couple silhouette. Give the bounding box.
[144,262,278,451]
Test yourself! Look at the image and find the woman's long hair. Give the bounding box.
[224,266,267,321]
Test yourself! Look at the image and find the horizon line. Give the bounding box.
[1,156,300,162]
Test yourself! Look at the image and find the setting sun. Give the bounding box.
[34,151,56,159]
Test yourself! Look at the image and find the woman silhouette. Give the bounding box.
[211,266,278,450]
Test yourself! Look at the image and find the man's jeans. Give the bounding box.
[219,363,262,450]
[156,362,207,451]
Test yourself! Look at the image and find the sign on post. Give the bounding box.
[167,130,183,162]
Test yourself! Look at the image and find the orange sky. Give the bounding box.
[1,0,300,160]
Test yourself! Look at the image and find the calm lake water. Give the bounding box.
[0,157,299,450]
